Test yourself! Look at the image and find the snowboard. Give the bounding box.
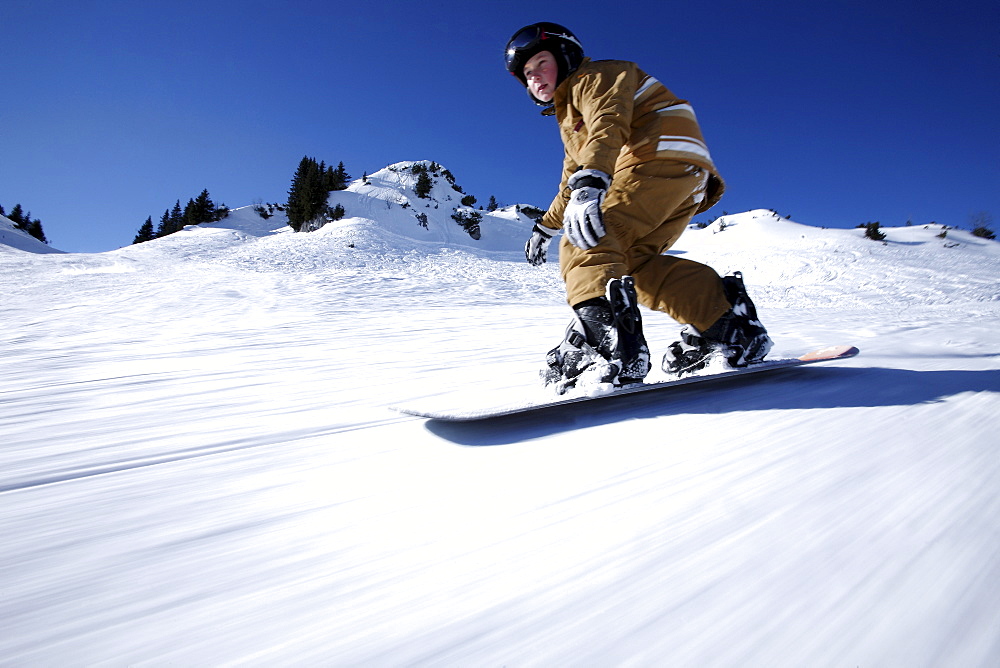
[391,344,859,422]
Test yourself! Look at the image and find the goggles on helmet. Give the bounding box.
[505,25,582,71]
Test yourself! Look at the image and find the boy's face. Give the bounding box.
[523,50,558,102]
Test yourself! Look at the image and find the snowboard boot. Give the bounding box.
[542,276,651,393]
[605,275,652,384]
[661,271,773,375]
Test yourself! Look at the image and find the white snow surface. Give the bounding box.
[0,214,63,254]
[3,166,999,665]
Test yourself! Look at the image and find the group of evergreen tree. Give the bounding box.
[969,211,996,240]
[286,157,350,232]
[861,221,887,242]
[1,203,48,244]
[450,209,483,240]
[411,164,435,199]
[133,190,229,244]
[857,216,997,242]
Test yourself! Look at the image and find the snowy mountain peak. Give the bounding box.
[702,208,790,231]
[316,160,539,252]
[342,160,472,216]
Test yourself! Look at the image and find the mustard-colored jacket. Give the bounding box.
[541,58,725,230]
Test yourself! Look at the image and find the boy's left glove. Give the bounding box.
[563,169,611,250]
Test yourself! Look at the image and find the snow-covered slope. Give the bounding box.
[0,214,62,254]
[2,170,998,665]
[319,160,538,252]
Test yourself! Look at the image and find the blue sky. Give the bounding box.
[4,0,998,253]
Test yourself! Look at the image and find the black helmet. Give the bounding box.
[505,22,584,97]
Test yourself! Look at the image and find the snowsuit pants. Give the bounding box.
[559,160,732,333]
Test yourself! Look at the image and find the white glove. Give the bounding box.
[525,224,554,266]
[563,169,611,250]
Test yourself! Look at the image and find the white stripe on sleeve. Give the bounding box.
[634,76,661,101]
[656,103,697,120]
[656,136,713,162]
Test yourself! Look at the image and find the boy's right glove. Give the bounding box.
[563,169,611,250]
[525,224,554,266]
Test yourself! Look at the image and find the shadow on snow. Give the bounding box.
[425,366,1000,446]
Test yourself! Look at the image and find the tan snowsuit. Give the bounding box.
[539,58,731,332]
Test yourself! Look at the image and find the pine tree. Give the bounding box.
[487,195,499,211]
[189,189,216,225]
[330,161,350,190]
[182,198,197,227]
[286,156,328,231]
[321,163,334,192]
[451,210,483,240]
[282,156,350,232]
[970,211,995,240]
[307,163,328,223]
[170,200,184,231]
[6,204,48,243]
[134,217,155,244]
[8,204,25,228]
[25,218,47,243]
[286,157,309,230]
[155,209,172,238]
[155,201,184,238]
[321,161,351,193]
[414,171,434,199]
[864,221,886,241]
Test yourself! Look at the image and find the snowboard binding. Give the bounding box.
[542,276,651,394]
[662,271,773,375]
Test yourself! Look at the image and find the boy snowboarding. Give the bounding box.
[505,22,772,392]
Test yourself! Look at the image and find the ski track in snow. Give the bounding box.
[2,197,999,665]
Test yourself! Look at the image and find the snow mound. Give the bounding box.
[321,160,536,252]
[691,209,999,254]
[0,215,63,254]
[672,209,999,311]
